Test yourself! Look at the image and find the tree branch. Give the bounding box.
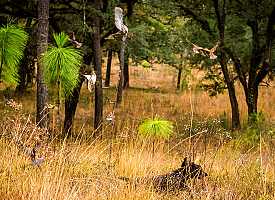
[255,61,271,86]
[176,4,215,37]
[224,47,248,90]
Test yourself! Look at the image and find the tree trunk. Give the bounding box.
[105,49,112,87]
[246,19,261,123]
[123,52,129,89]
[16,50,28,95]
[214,0,241,129]
[176,68,182,90]
[246,86,259,123]
[223,68,241,129]
[92,0,103,135]
[16,17,33,95]
[126,0,137,18]
[219,48,241,129]
[116,41,125,106]
[64,77,84,136]
[36,0,49,129]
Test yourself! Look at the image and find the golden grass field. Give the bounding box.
[0,60,275,199]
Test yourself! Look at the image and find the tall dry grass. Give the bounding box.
[0,114,274,199]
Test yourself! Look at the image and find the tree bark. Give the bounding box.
[116,41,125,106]
[105,49,112,87]
[92,0,103,135]
[125,0,137,18]
[220,61,241,129]
[246,19,263,124]
[176,68,182,90]
[64,77,84,136]
[36,0,49,129]
[213,0,241,129]
[245,7,275,123]
[246,86,258,118]
[16,17,33,95]
[123,52,129,89]
[16,49,28,95]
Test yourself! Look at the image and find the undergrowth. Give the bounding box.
[0,104,274,199]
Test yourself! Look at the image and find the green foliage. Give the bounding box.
[43,32,83,97]
[0,25,28,84]
[200,71,227,96]
[141,60,151,68]
[138,118,173,139]
[233,112,275,149]
[248,112,265,129]
[234,127,262,149]
[178,68,192,91]
[179,117,232,142]
[219,111,229,130]
[180,78,189,91]
[127,3,173,64]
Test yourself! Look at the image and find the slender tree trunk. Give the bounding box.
[123,52,129,89]
[16,17,33,95]
[176,68,182,90]
[64,77,84,136]
[36,0,49,129]
[105,49,112,87]
[214,0,241,129]
[221,64,241,129]
[116,41,125,106]
[16,52,28,95]
[93,0,103,135]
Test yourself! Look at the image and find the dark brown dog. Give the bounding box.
[120,157,208,192]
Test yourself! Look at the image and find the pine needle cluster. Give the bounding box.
[0,25,28,84]
[43,32,83,96]
[138,118,173,139]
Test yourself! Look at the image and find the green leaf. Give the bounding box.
[0,25,28,84]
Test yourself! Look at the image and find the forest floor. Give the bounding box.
[0,60,275,199]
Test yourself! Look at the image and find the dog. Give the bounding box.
[119,157,208,192]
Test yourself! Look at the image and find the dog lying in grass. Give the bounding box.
[119,157,208,192]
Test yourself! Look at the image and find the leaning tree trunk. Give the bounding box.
[105,49,112,87]
[64,77,84,136]
[92,0,103,135]
[36,0,49,129]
